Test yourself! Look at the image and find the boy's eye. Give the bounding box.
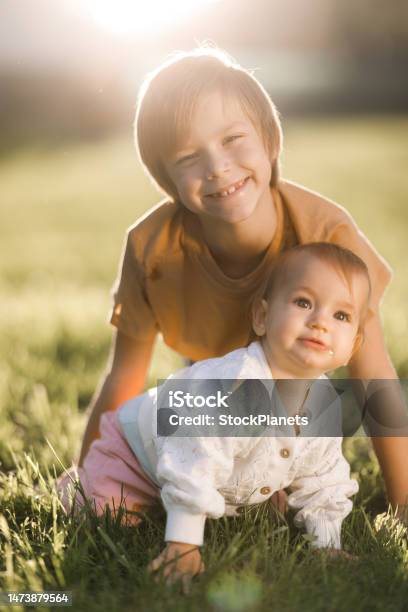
[223,134,243,145]
[334,311,351,322]
[294,297,312,309]
[175,153,198,166]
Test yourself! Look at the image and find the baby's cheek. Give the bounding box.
[337,336,355,365]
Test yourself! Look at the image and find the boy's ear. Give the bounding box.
[252,299,268,337]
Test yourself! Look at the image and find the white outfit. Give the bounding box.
[118,342,358,548]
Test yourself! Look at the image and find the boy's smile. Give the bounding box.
[165,91,274,226]
[205,176,250,199]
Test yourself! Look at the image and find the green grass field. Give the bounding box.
[1,116,407,610]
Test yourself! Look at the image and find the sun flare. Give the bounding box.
[80,0,218,36]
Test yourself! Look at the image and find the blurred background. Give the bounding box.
[0,0,407,467]
[1,0,408,150]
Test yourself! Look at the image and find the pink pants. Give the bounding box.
[57,411,161,523]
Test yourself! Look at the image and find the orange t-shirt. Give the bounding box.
[110,179,392,361]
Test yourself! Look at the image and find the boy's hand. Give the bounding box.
[148,542,204,592]
[396,505,408,527]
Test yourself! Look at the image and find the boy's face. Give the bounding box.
[253,255,369,378]
[164,91,273,224]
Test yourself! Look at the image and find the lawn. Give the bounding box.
[0,116,407,610]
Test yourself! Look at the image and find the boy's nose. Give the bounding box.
[205,152,230,180]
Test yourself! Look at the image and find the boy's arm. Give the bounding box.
[348,311,408,517]
[78,330,155,465]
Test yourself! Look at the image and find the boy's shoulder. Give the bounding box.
[126,181,354,255]
[126,198,184,261]
[127,182,354,249]
[279,180,392,305]
[128,198,180,231]
[278,179,355,241]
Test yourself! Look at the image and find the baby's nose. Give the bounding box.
[309,320,328,333]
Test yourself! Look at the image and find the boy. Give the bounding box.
[78,47,407,518]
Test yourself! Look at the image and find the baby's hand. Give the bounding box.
[148,542,204,592]
[270,489,288,514]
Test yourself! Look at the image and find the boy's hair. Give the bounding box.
[135,46,283,202]
[250,242,372,346]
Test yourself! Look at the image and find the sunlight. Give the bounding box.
[80,0,219,36]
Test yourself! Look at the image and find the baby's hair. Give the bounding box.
[261,242,371,302]
[250,242,372,345]
[135,46,282,202]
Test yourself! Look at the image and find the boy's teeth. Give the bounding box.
[213,178,245,197]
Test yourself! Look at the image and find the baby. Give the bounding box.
[59,242,370,584]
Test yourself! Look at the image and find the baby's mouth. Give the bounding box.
[206,176,249,198]
[298,337,328,352]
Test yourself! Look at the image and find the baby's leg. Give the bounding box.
[57,411,160,524]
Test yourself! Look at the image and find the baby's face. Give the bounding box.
[255,255,369,378]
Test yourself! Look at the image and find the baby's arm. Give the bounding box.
[156,435,235,544]
[150,433,235,583]
[287,437,358,550]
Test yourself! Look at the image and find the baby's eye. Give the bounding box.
[223,134,243,145]
[294,297,312,309]
[334,311,351,322]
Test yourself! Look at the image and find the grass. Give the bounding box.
[1,116,408,610]
[0,452,407,611]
